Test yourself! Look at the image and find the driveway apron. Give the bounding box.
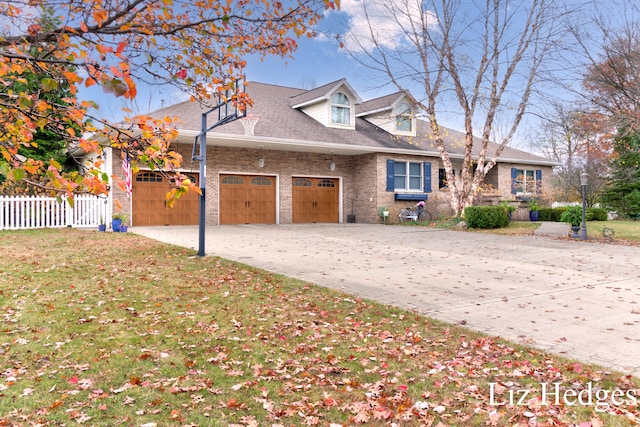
[132,224,640,376]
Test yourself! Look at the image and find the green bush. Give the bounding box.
[538,207,565,222]
[587,207,608,221]
[464,206,510,229]
[537,206,608,222]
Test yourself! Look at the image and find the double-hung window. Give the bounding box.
[386,160,432,193]
[331,92,350,125]
[394,161,423,191]
[512,168,542,195]
[395,102,412,132]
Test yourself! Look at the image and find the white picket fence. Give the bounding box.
[0,195,110,230]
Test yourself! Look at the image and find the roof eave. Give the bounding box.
[173,130,560,166]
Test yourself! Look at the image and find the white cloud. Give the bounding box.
[339,0,437,53]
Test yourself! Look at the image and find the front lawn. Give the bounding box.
[1,229,638,426]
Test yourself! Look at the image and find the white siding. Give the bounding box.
[362,111,416,137]
[301,101,328,125]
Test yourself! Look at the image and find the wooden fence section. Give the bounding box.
[0,195,109,230]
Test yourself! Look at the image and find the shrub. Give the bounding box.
[587,207,608,221]
[559,206,582,227]
[464,206,510,229]
[538,207,565,222]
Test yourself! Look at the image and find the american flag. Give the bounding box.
[122,154,132,197]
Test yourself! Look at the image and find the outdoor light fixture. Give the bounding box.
[580,172,589,241]
[258,157,265,168]
[330,162,336,171]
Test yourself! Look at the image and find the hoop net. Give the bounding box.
[240,114,259,136]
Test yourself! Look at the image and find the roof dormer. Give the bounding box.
[356,93,417,137]
[289,79,359,130]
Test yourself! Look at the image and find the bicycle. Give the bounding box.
[398,201,432,222]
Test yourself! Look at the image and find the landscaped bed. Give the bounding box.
[1,229,638,426]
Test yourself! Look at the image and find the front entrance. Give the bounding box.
[132,171,199,226]
[292,177,339,223]
[219,174,277,224]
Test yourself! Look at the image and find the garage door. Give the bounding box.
[132,171,199,226]
[219,174,276,225]
[292,177,339,223]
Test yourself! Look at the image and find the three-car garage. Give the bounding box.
[131,172,340,226]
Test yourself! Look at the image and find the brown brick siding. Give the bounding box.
[115,143,553,225]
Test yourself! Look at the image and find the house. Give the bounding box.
[107,78,557,226]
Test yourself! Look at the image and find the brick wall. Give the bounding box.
[116,142,554,225]
[206,146,356,225]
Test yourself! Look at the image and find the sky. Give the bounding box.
[93,21,390,121]
[80,0,624,151]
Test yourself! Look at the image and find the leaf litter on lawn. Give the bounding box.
[0,229,638,426]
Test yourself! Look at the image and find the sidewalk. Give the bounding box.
[133,224,640,376]
[534,221,569,237]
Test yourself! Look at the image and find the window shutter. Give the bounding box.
[511,167,518,194]
[423,162,432,193]
[535,169,542,192]
[386,159,395,191]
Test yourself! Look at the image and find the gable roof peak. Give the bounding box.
[356,91,412,117]
[289,78,361,108]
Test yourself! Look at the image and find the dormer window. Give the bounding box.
[331,92,351,125]
[395,102,412,132]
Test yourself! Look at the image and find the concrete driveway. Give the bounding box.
[132,224,640,376]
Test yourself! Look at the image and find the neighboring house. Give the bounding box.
[108,78,557,226]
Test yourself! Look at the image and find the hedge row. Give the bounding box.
[464,206,510,229]
[538,207,608,222]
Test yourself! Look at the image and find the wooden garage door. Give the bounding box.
[292,177,339,223]
[132,172,199,226]
[219,174,276,225]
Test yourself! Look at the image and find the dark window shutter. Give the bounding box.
[423,162,432,193]
[386,159,395,191]
[511,167,518,194]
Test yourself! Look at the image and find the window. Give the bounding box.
[135,172,163,182]
[386,160,432,193]
[317,179,336,188]
[394,161,423,191]
[293,178,312,187]
[331,92,350,125]
[395,102,412,132]
[251,177,272,186]
[221,175,245,185]
[512,168,542,195]
[439,168,456,189]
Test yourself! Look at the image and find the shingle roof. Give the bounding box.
[356,92,404,116]
[145,81,555,165]
[288,78,345,107]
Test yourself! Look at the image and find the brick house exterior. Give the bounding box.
[108,79,557,226]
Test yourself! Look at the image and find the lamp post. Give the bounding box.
[580,172,589,241]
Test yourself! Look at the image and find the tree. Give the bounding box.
[533,104,612,205]
[574,0,640,216]
[575,1,640,135]
[600,131,640,218]
[338,0,564,216]
[0,0,333,201]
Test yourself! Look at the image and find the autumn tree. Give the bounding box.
[338,0,565,216]
[600,131,640,218]
[0,0,332,200]
[573,0,640,216]
[533,104,612,205]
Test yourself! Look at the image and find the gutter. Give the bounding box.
[177,130,560,167]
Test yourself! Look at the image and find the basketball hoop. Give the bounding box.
[240,114,259,136]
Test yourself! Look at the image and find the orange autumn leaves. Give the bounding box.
[0,0,333,200]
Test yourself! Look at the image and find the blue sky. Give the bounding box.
[82,0,609,151]
[90,33,390,121]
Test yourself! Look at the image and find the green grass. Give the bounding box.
[588,220,640,241]
[0,229,638,426]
